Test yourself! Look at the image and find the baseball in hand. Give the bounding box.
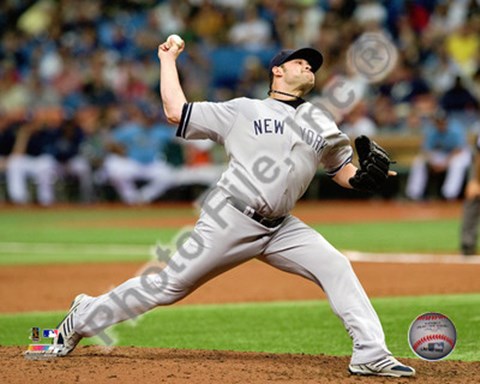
[167,34,184,49]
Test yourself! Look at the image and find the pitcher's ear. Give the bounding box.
[272,66,283,78]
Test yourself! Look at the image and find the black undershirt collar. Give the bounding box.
[268,89,306,109]
[275,98,306,109]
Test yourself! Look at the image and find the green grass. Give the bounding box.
[1,294,478,361]
[0,240,181,265]
[313,220,461,254]
[0,250,148,265]
[1,227,177,246]
[0,206,462,265]
[0,208,190,245]
[0,207,193,264]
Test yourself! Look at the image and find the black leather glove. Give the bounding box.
[349,135,393,193]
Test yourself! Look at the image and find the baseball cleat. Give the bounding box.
[51,293,88,356]
[348,355,415,377]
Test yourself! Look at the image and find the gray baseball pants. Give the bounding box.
[73,190,390,365]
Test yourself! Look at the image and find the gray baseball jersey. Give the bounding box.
[73,96,391,366]
[177,97,352,217]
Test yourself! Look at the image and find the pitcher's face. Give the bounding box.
[279,59,315,94]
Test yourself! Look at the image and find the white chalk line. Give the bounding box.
[0,242,479,264]
[344,250,480,265]
[0,242,153,256]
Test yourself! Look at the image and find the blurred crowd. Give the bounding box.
[1,0,480,205]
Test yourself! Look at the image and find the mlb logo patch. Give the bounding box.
[43,329,59,338]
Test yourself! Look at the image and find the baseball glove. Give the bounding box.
[349,135,393,193]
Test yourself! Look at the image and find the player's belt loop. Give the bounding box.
[227,197,286,228]
[244,206,256,218]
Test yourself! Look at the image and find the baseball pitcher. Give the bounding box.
[50,39,415,377]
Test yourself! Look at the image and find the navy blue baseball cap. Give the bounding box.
[268,48,323,77]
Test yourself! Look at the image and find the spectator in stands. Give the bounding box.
[50,116,93,203]
[110,59,150,102]
[406,109,472,200]
[442,0,474,33]
[353,0,387,29]
[469,66,480,102]
[235,56,270,99]
[373,57,432,132]
[0,29,30,73]
[370,95,400,132]
[79,106,116,178]
[0,60,30,112]
[440,75,479,114]
[228,5,273,50]
[421,44,460,97]
[396,13,421,65]
[82,55,118,108]
[153,1,187,37]
[188,1,228,44]
[0,112,17,180]
[445,19,480,77]
[440,75,479,131]
[49,49,88,113]
[173,139,226,191]
[28,70,62,110]
[425,2,456,39]
[340,101,378,138]
[377,58,431,106]
[323,0,356,25]
[6,108,60,206]
[103,104,176,204]
[404,0,435,34]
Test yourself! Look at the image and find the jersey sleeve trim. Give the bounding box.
[176,103,192,138]
[325,155,353,177]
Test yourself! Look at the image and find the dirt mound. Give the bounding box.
[2,346,479,384]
